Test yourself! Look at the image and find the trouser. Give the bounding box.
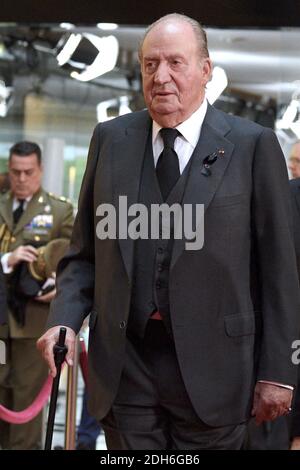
[0,337,48,450]
[101,319,246,450]
[243,417,291,450]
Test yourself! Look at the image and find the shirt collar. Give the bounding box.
[13,195,33,205]
[152,99,208,147]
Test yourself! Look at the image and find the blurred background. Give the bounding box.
[0,0,299,206]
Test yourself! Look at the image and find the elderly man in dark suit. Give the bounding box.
[38,13,300,450]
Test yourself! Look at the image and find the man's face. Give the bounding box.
[9,153,42,199]
[141,20,212,127]
[288,143,300,179]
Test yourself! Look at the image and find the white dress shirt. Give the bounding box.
[11,195,32,212]
[152,99,208,174]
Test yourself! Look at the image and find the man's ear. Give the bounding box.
[201,57,213,85]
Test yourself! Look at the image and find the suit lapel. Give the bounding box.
[113,111,151,281]
[171,105,235,269]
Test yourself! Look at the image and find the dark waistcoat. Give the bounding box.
[128,131,197,339]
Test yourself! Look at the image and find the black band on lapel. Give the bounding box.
[201,148,226,176]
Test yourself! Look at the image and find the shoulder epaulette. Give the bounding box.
[0,191,11,202]
[47,192,71,204]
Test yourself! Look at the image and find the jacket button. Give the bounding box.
[119,321,126,329]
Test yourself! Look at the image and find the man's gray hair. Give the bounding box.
[138,13,209,61]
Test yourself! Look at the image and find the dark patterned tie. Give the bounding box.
[156,128,180,201]
[13,199,25,226]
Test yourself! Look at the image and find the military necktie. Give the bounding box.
[156,128,180,201]
[13,199,25,226]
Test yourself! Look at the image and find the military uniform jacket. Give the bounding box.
[0,187,74,338]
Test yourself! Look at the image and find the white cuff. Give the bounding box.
[1,252,13,274]
[258,380,294,391]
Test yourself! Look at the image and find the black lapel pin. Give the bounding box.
[201,149,225,176]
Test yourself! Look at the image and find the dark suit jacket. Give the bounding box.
[290,178,300,273]
[48,104,300,427]
[289,178,300,436]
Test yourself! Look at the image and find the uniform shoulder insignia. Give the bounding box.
[0,192,9,202]
[47,192,71,204]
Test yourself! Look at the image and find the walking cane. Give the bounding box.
[44,327,68,450]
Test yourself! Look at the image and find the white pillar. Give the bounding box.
[42,138,65,195]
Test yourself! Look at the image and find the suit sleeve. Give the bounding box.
[290,179,300,276]
[252,128,300,386]
[47,125,101,333]
[289,179,300,436]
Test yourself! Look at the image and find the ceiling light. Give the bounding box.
[277,99,299,128]
[56,33,119,82]
[56,33,82,66]
[205,66,228,104]
[276,82,300,134]
[119,96,132,115]
[97,96,132,122]
[70,35,119,82]
[97,23,118,31]
[0,80,13,118]
[59,23,75,30]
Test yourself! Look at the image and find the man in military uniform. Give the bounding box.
[0,141,74,449]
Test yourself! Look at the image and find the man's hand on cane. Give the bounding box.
[37,326,76,377]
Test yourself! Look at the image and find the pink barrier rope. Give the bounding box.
[79,339,88,388]
[0,347,89,425]
[0,375,53,424]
